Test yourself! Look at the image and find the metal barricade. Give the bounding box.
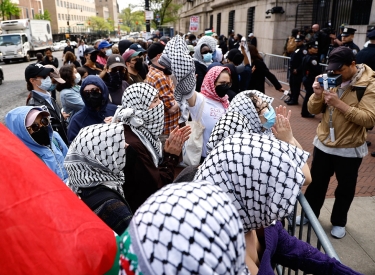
[261,53,328,100]
[276,193,341,275]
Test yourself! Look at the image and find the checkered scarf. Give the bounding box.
[64,123,126,196]
[114,82,164,167]
[201,66,230,109]
[206,111,252,155]
[118,181,246,275]
[195,132,309,232]
[228,90,274,135]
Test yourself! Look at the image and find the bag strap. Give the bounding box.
[352,85,367,102]
[196,96,205,122]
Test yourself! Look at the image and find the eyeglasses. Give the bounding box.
[201,50,213,55]
[216,82,232,88]
[27,116,50,132]
[82,87,101,98]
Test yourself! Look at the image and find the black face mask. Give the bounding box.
[134,58,143,71]
[109,71,125,88]
[87,94,103,110]
[31,126,50,146]
[215,84,230,98]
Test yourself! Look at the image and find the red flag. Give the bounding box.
[0,124,117,274]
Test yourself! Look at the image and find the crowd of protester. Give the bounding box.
[3,27,375,274]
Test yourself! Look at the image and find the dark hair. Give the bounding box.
[136,39,148,50]
[188,34,196,41]
[200,43,209,52]
[26,79,33,91]
[63,52,77,65]
[77,67,88,77]
[36,53,43,62]
[291,28,299,37]
[45,48,52,53]
[56,64,75,91]
[249,45,263,61]
[246,92,268,114]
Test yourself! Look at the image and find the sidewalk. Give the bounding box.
[265,84,375,275]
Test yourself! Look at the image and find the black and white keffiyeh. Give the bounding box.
[206,111,252,155]
[228,90,274,135]
[114,82,164,167]
[197,36,218,53]
[158,35,196,103]
[195,132,309,232]
[120,181,246,275]
[64,123,126,196]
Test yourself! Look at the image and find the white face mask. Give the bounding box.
[74,72,81,84]
[105,49,112,56]
[37,76,52,91]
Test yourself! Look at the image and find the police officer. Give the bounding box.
[285,34,307,105]
[356,29,375,71]
[341,27,360,55]
[301,40,320,118]
[228,30,236,50]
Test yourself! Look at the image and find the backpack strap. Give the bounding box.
[352,85,367,102]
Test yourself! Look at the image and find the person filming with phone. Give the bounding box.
[299,46,375,239]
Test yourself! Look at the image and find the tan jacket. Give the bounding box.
[308,64,375,148]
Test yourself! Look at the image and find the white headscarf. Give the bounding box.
[114,82,164,167]
[195,132,309,232]
[118,181,246,274]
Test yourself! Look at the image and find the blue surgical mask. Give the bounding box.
[37,76,52,91]
[105,49,112,56]
[47,83,56,91]
[203,52,212,62]
[262,105,276,129]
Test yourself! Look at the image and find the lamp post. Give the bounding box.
[145,0,150,32]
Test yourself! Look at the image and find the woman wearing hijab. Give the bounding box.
[115,180,247,275]
[113,82,191,212]
[195,133,362,275]
[64,123,132,235]
[187,66,231,161]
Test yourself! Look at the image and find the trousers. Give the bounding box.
[304,147,362,226]
[302,78,314,115]
[289,73,303,103]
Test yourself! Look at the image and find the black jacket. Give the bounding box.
[194,61,207,92]
[343,41,361,55]
[249,59,282,93]
[41,56,59,68]
[290,46,307,75]
[356,44,375,71]
[27,91,68,145]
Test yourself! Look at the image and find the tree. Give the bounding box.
[106,17,115,32]
[119,5,145,32]
[34,10,51,21]
[148,0,182,28]
[0,0,20,20]
[86,16,111,32]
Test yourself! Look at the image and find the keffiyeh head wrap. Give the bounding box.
[206,112,252,155]
[158,35,196,103]
[197,36,218,53]
[64,123,126,197]
[115,82,164,167]
[228,90,274,135]
[118,181,246,275]
[195,132,310,232]
[193,44,209,67]
[201,66,230,109]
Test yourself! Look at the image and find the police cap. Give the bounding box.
[307,40,318,49]
[295,34,305,42]
[341,27,357,37]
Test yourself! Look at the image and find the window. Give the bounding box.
[246,7,255,36]
[39,9,42,14]
[209,15,213,30]
[31,8,35,19]
[26,8,29,18]
[350,0,372,25]
[58,13,61,20]
[216,13,221,36]
[56,0,59,6]
[228,10,235,34]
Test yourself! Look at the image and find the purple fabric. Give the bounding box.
[258,221,363,275]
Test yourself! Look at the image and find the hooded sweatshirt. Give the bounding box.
[67,75,117,143]
[5,106,68,182]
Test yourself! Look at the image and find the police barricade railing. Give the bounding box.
[276,193,341,275]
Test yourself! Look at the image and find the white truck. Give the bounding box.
[0,19,53,64]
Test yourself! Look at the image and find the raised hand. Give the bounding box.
[271,114,294,144]
[275,105,292,120]
[165,130,183,156]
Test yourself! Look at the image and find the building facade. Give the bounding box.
[95,0,119,29]
[4,0,43,20]
[174,0,375,54]
[42,0,96,35]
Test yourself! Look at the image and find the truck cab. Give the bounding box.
[0,33,30,63]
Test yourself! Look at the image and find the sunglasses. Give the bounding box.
[201,50,213,55]
[216,82,232,88]
[28,116,50,132]
[82,88,101,98]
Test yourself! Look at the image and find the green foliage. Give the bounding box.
[106,17,115,32]
[119,5,145,32]
[34,10,51,21]
[86,16,111,32]
[0,0,21,20]
[148,0,182,27]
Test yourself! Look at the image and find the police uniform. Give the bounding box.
[355,29,375,71]
[286,34,307,105]
[341,27,360,55]
[301,41,320,117]
[228,30,236,50]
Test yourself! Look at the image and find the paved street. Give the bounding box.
[0,51,64,123]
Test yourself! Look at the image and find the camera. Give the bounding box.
[318,73,342,88]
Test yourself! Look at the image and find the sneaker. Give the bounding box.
[296,215,309,226]
[331,226,346,239]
